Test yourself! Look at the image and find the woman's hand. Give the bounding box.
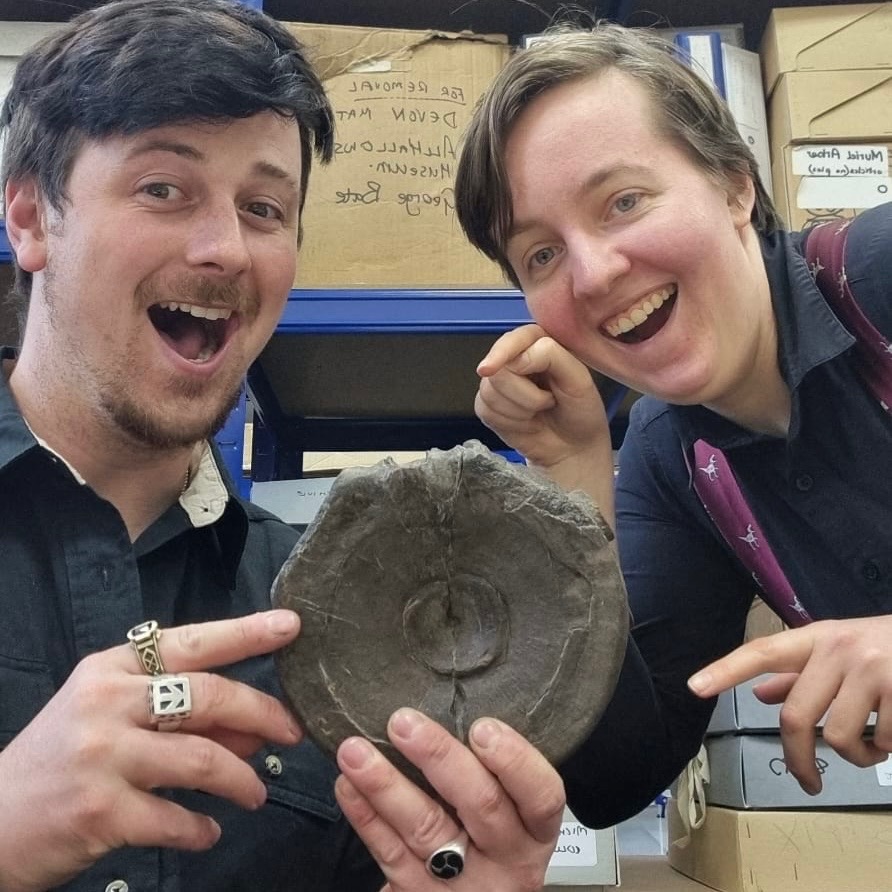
[476,323,616,527]
[336,708,565,892]
[689,616,892,794]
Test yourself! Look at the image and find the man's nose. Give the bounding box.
[184,203,252,278]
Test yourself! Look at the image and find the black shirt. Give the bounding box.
[560,203,892,828]
[0,367,384,891]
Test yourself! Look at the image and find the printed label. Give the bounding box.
[548,822,598,868]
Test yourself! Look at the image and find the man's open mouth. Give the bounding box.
[147,301,235,363]
[603,286,678,344]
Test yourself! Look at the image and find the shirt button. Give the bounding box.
[794,473,813,492]
[863,561,881,582]
[105,882,129,892]
[265,754,283,777]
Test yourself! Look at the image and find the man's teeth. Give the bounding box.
[605,287,675,338]
[157,301,232,321]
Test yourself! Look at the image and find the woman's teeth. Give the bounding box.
[605,286,676,338]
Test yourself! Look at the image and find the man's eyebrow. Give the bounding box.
[253,160,300,196]
[507,162,653,242]
[123,139,203,162]
[122,141,300,195]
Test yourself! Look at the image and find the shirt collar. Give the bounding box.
[673,227,855,452]
[0,347,39,471]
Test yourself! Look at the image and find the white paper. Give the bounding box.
[721,44,773,200]
[797,175,891,210]
[548,822,599,869]
[876,755,892,787]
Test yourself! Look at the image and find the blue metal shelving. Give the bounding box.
[0,221,12,264]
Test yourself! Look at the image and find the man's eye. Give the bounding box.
[142,182,178,200]
[246,202,283,220]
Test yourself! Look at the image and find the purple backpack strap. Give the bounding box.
[690,217,892,627]
[805,219,892,411]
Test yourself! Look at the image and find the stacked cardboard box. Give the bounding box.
[543,806,619,890]
[669,600,892,891]
[761,3,892,230]
[283,22,510,288]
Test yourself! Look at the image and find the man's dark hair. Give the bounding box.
[1,0,335,323]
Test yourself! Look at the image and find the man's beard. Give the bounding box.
[101,379,242,450]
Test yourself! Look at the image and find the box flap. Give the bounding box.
[771,70,892,144]
[761,4,892,96]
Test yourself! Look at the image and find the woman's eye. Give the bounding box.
[614,193,640,213]
[531,246,556,268]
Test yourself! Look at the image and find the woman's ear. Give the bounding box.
[727,174,756,230]
[5,178,48,273]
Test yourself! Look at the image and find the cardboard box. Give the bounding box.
[770,139,892,230]
[761,4,892,97]
[743,597,786,641]
[250,475,337,527]
[285,22,509,287]
[704,735,892,808]
[669,805,892,892]
[769,69,892,144]
[543,807,619,887]
[707,674,788,735]
[0,23,62,129]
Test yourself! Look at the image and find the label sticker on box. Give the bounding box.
[793,144,892,210]
[876,755,892,787]
[792,145,888,178]
[548,822,599,868]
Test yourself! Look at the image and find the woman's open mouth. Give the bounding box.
[603,286,678,344]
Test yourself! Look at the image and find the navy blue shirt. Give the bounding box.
[560,203,892,828]
[0,368,384,891]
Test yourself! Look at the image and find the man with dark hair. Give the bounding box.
[0,2,564,889]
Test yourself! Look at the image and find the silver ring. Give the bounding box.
[127,620,166,676]
[149,674,192,732]
[426,834,468,880]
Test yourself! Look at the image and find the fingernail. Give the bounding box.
[390,707,425,741]
[471,718,500,749]
[688,671,712,695]
[340,737,374,770]
[266,610,298,635]
[286,717,302,741]
[803,778,822,796]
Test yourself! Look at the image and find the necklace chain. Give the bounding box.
[179,467,191,498]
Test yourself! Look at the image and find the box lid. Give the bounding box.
[770,69,892,145]
[704,735,892,809]
[761,3,892,97]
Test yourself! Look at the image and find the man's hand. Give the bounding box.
[0,610,302,891]
[336,709,565,892]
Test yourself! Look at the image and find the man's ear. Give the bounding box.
[5,178,48,273]
[727,174,756,230]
